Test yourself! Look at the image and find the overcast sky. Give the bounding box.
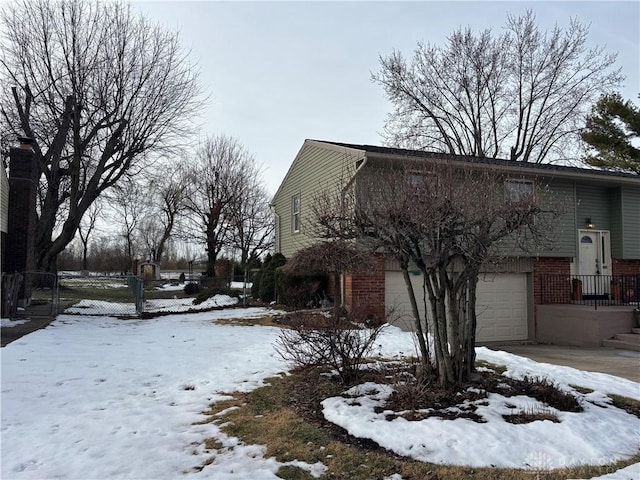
[134,1,640,195]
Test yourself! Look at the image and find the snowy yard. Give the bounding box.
[1,304,639,479]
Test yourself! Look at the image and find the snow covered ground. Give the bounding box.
[1,309,639,479]
[154,281,251,292]
[0,318,29,328]
[64,293,241,315]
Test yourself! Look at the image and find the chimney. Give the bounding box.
[5,136,38,305]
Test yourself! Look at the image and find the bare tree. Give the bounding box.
[88,234,130,274]
[106,178,149,270]
[0,0,202,272]
[228,179,274,272]
[139,163,189,263]
[313,161,561,388]
[77,201,102,273]
[184,135,257,277]
[373,11,622,164]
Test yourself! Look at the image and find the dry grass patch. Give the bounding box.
[192,368,640,479]
[212,314,284,327]
[476,360,508,375]
[502,406,560,424]
[608,393,640,418]
[570,384,595,395]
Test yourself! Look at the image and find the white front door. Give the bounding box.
[579,231,599,275]
[578,230,611,294]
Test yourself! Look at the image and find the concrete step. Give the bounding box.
[613,333,640,344]
[603,338,640,352]
[632,328,640,335]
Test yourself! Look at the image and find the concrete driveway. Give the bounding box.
[497,344,640,383]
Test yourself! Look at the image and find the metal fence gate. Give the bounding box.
[58,274,144,317]
[1,272,59,319]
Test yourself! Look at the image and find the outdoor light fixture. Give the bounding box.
[585,218,595,229]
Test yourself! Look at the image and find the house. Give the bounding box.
[271,140,640,345]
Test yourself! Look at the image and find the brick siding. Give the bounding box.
[533,257,572,304]
[612,259,640,276]
[5,145,38,275]
[612,260,640,303]
[344,254,386,322]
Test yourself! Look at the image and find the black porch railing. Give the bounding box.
[538,274,640,308]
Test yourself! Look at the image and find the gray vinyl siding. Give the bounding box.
[351,166,578,258]
[622,186,640,259]
[271,141,361,258]
[273,140,640,263]
[474,177,576,258]
[540,179,576,257]
[610,187,623,258]
[576,184,611,232]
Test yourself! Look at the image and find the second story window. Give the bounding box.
[505,179,534,202]
[407,171,439,196]
[292,194,301,233]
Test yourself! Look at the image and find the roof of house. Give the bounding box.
[313,140,640,182]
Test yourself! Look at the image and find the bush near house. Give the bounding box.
[275,309,385,384]
[183,282,200,295]
[251,253,331,308]
[252,253,286,302]
[276,270,329,308]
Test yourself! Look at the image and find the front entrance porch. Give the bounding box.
[535,304,638,349]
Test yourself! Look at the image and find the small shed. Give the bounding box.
[140,261,161,281]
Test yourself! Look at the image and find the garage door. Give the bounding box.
[385,271,528,342]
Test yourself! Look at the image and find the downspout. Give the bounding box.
[339,153,369,308]
[270,204,281,254]
[341,154,368,207]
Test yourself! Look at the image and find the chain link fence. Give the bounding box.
[2,272,253,319]
[1,272,58,319]
[59,274,141,317]
[60,274,251,317]
[136,275,251,315]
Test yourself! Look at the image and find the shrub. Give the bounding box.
[253,253,286,302]
[274,308,385,384]
[509,376,582,412]
[183,282,200,295]
[258,268,277,302]
[178,272,186,283]
[276,271,329,308]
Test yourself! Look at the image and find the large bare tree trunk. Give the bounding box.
[0,0,202,272]
[400,262,430,373]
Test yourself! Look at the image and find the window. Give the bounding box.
[505,179,534,202]
[580,236,593,244]
[407,171,438,196]
[292,194,301,233]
